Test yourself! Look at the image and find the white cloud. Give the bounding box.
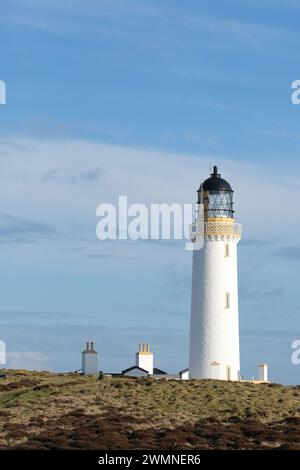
[0,137,299,271]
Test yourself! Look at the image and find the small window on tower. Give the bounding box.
[225,292,230,309]
[225,243,230,257]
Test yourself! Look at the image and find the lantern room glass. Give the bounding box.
[204,190,234,219]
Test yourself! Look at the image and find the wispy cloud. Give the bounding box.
[0,213,58,243]
[0,136,299,254]
[276,246,300,259]
[162,130,218,148]
[41,166,105,184]
[1,0,298,54]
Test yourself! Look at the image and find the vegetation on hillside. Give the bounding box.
[0,370,299,449]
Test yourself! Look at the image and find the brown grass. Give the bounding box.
[0,370,299,449]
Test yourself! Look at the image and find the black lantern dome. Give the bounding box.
[198,166,234,219]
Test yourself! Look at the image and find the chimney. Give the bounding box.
[135,343,153,374]
[82,342,98,375]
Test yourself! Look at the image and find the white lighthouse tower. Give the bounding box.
[189,166,242,380]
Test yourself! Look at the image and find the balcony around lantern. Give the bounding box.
[189,220,242,240]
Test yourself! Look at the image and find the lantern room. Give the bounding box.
[197,166,234,220]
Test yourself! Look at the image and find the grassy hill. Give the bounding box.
[0,369,299,450]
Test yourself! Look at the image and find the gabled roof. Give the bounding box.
[153,367,167,375]
[122,365,149,375]
[179,368,189,374]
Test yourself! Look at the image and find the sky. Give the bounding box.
[0,0,300,383]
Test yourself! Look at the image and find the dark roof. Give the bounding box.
[122,365,149,375]
[153,367,167,375]
[104,373,123,377]
[179,368,189,374]
[200,166,232,192]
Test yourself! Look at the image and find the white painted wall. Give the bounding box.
[180,370,189,380]
[210,363,221,380]
[258,363,268,382]
[82,352,98,375]
[189,235,241,380]
[136,353,153,374]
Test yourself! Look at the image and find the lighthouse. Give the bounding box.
[189,166,242,380]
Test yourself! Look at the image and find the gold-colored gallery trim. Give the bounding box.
[206,217,235,223]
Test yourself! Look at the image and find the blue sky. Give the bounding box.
[0,0,300,383]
